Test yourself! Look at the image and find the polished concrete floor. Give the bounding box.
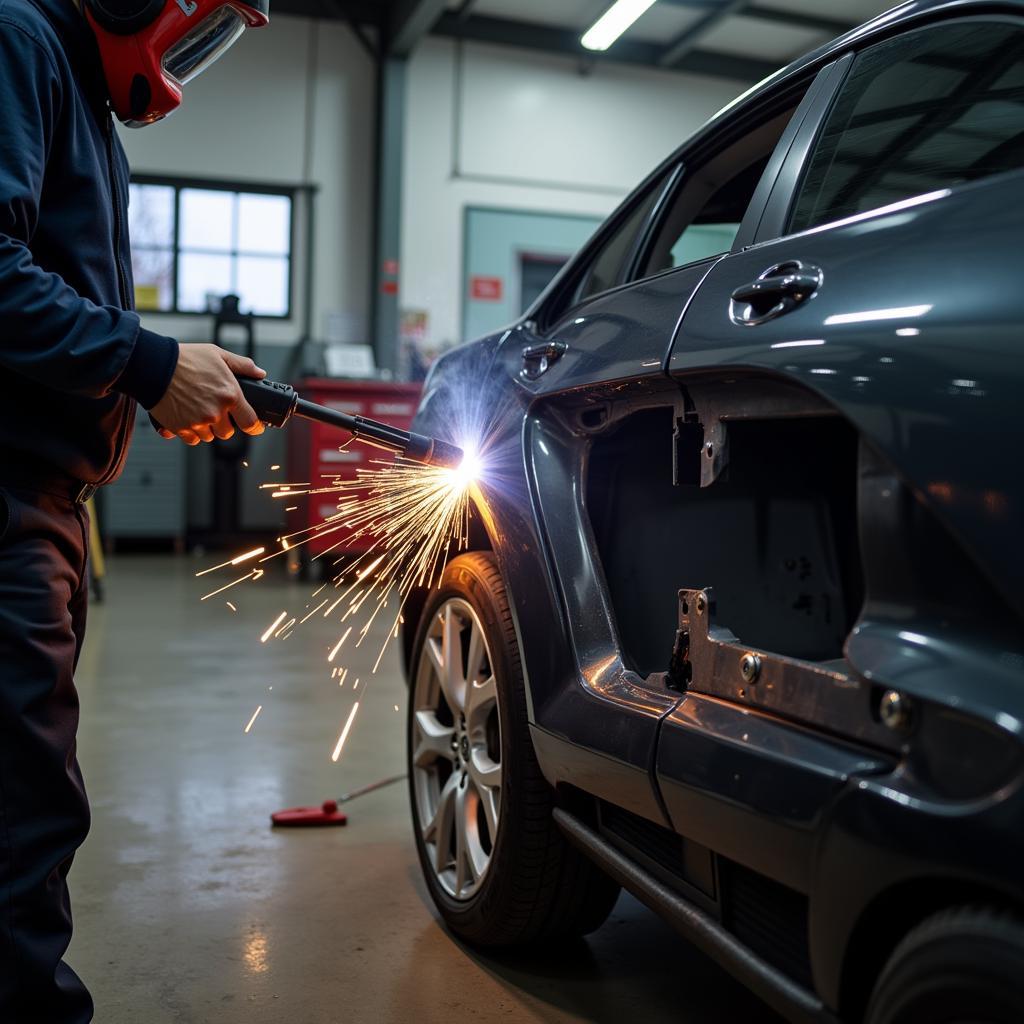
[68,554,782,1024]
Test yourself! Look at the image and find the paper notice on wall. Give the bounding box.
[324,344,375,378]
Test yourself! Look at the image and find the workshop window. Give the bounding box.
[788,20,1024,233]
[128,179,293,318]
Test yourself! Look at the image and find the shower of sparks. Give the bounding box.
[196,365,510,766]
[244,706,263,733]
[331,702,360,762]
[328,627,353,662]
[195,546,265,577]
[271,464,280,471]
[261,611,288,643]
[226,601,237,612]
[201,569,260,601]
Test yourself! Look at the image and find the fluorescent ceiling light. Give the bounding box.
[582,0,658,51]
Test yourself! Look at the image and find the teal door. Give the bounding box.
[462,207,602,343]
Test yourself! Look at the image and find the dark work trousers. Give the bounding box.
[0,485,93,1024]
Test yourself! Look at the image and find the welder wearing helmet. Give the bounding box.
[0,0,268,1018]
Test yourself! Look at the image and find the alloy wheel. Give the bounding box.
[411,598,502,900]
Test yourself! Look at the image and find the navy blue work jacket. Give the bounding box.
[0,0,178,485]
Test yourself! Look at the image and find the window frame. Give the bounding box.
[129,173,297,320]
[757,14,1024,245]
[532,163,679,333]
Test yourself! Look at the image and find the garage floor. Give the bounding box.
[68,555,782,1024]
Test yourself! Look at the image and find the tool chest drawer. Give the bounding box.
[287,380,422,556]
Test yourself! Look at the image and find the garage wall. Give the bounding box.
[400,38,748,349]
[119,15,377,350]
[119,21,750,358]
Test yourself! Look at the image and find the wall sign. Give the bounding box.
[470,275,503,301]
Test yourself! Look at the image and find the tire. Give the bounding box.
[865,906,1024,1024]
[407,551,620,946]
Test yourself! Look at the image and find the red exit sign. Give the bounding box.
[470,275,503,301]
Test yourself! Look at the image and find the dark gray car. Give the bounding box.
[401,4,1024,1021]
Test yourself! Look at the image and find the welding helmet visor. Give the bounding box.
[85,0,270,127]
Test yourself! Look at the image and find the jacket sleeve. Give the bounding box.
[0,21,178,409]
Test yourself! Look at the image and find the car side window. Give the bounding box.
[789,19,1024,234]
[572,175,670,308]
[638,107,798,278]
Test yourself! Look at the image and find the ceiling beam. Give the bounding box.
[271,0,383,24]
[389,0,449,56]
[658,0,748,68]
[660,0,856,37]
[431,13,779,83]
[746,4,855,37]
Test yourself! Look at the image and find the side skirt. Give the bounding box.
[552,808,837,1024]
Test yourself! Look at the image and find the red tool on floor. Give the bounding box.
[270,774,407,828]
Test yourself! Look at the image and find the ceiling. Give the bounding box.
[273,0,897,83]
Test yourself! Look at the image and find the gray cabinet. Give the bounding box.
[104,406,185,541]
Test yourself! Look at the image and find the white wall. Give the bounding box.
[400,38,747,349]
[119,16,376,347]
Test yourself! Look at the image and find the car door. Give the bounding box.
[493,64,839,826]
[655,14,1024,891]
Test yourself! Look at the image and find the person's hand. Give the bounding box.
[151,344,267,446]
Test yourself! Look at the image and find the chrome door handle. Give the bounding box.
[730,260,822,326]
[521,341,567,380]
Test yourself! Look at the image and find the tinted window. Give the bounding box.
[572,175,668,307]
[640,108,796,277]
[790,20,1024,233]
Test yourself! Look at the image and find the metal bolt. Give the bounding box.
[739,652,761,684]
[879,689,913,732]
[695,593,706,616]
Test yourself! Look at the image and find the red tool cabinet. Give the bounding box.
[287,379,423,559]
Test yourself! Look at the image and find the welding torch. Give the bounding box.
[234,376,464,470]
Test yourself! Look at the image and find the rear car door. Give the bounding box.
[656,6,1024,921]
[494,66,838,825]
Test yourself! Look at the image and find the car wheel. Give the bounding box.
[407,551,620,946]
[865,906,1024,1024]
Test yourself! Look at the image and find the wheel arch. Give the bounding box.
[838,877,1024,1022]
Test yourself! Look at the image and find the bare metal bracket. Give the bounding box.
[683,379,835,488]
[673,587,902,751]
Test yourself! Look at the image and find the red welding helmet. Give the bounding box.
[84,0,269,127]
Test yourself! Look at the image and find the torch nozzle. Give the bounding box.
[236,376,464,470]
